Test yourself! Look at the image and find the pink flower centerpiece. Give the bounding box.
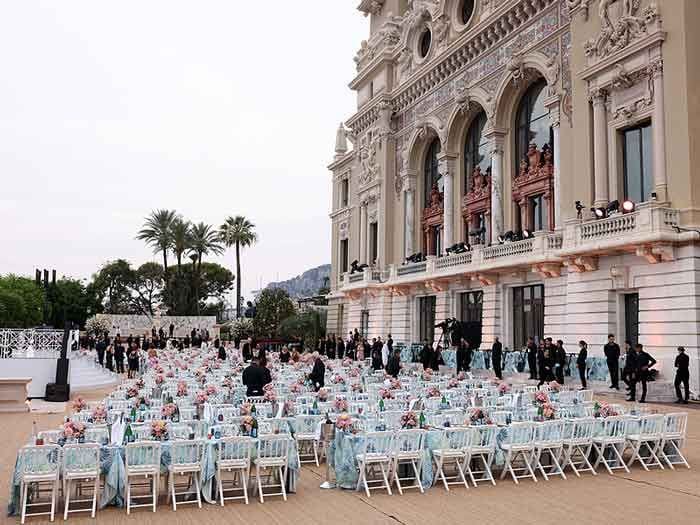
[331,374,345,385]
[498,382,511,394]
[549,381,561,392]
[195,391,209,405]
[176,381,188,397]
[334,398,348,412]
[91,404,107,422]
[447,378,459,389]
[594,401,619,418]
[290,383,302,394]
[400,411,418,429]
[155,375,164,385]
[150,420,168,440]
[317,388,329,402]
[62,421,86,439]
[71,397,88,413]
[379,388,395,400]
[335,413,354,432]
[468,408,493,425]
[427,386,441,398]
[263,389,277,402]
[161,403,177,419]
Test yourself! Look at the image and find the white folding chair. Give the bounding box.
[294,415,323,466]
[125,441,161,514]
[217,436,254,505]
[18,445,61,524]
[465,425,498,486]
[625,414,665,471]
[391,429,425,494]
[356,431,394,497]
[562,418,597,477]
[660,412,690,469]
[432,427,472,491]
[254,435,290,503]
[532,420,566,480]
[36,431,62,445]
[62,443,100,519]
[167,440,203,510]
[500,422,537,483]
[592,416,630,474]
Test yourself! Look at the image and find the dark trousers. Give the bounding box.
[115,358,125,374]
[675,371,689,401]
[630,372,648,401]
[97,350,105,366]
[528,355,537,379]
[555,366,564,384]
[578,365,587,388]
[607,360,619,388]
[493,359,502,380]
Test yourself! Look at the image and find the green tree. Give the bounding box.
[132,262,164,315]
[278,309,327,348]
[219,215,257,318]
[0,275,44,328]
[91,259,136,314]
[166,261,234,316]
[136,209,177,275]
[253,287,296,338]
[188,222,224,314]
[169,218,191,274]
[46,277,101,329]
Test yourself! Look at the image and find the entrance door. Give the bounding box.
[513,284,544,349]
[624,293,639,347]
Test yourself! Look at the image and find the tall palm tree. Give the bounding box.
[136,209,177,274]
[219,216,257,318]
[169,218,192,274]
[188,222,224,314]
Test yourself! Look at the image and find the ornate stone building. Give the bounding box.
[327,0,700,393]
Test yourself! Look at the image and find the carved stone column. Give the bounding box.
[486,131,505,242]
[547,99,562,228]
[359,202,367,264]
[403,174,416,258]
[591,89,609,207]
[438,153,457,253]
[650,60,668,202]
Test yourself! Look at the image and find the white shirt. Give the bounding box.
[381,343,389,367]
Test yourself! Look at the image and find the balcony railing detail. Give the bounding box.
[435,251,473,270]
[397,261,427,276]
[482,238,535,261]
[580,213,636,241]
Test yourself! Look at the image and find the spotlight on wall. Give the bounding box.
[622,200,636,213]
[575,200,585,219]
[606,200,620,216]
[350,260,368,274]
[591,207,606,219]
[521,229,534,239]
[651,192,658,201]
[446,242,469,254]
[405,252,425,264]
[498,231,515,244]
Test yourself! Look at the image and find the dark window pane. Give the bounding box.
[424,138,442,206]
[420,30,431,57]
[461,0,475,24]
[642,123,653,200]
[624,128,642,202]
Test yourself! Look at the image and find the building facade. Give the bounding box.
[327,0,700,395]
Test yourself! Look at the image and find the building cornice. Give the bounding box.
[328,151,355,172]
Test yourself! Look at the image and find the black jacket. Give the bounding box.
[634,351,656,372]
[577,347,588,367]
[217,347,227,361]
[386,355,401,378]
[604,342,621,362]
[675,353,689,372]
[309,359,325,390]
[456,344,472,372]
[491,341,503,362]
[242,364,266,396]
[419,345,434,370]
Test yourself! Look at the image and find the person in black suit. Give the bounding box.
[537,348,554,387]
[386,348,401,378]
[114,342,125,374]
[242,357,266,396]
[387,334,394,353]
[241,338,252,361]
[554,340,567,384]
[105,344,114,371]
[526,337,538,380]
[491,337,503,380]
[216,340,226,361]
[456,338,472,373]
[96,338,106,367]
[337,337,345,360]
[621,340,635,391]
[370,339,383,370]
[169,323,175,338]
[628,343,656,403]
[419,340,434,371]
[604,334,621,390]
[674,346,690,404]
[307,353,326,391]
[327,336,336,359]
[576,340,588,389]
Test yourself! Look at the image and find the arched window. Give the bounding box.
[464,110,489,193]
[515,79,551,170]
[461,0,476,25]
[423,137,442,206]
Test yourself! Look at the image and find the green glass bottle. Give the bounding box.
[251,403,257,415]
[124,419,134,444]
[441,394,447,407]
[312,399,319,415]
[130,406,137,421]
[419,411,426,429]
[379,398,385,412]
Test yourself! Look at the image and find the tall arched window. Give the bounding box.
[464,110,488,193]
[423,137,442,206]
[515,79,551,170]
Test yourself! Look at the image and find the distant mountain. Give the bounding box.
[266,264,331,298]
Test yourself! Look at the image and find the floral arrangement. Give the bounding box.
[331,374,345,385]
[379,388,394,400]
[195,368,206,379]
[334,398,348,412]
[342,358,353,367]
[422,369,433,381]
[533,391,550,406]
[289,383,302,394]
[90,404,107,422]
[594,401,619,418]
[126,386,139,399]
[498,382,511,394]
[155,374,164,385]
[427,386,441,398]
[176,381,188,397]
[317,388,329,401]
[351,383,363,393]
[389,378,402,390]
[263,383,274,393]
[154,365,164,374]
[447,378,459,389]
[335,413,354,432]
[195,391,209,405]
[297,376,306,385]
[161,403,177,418]
[150,420,168,439]
[133,396,150,408]
[349,367,361,377]
[263,389,277,402]
[240,415,255,434]
[282,400,295,417]
[135,379,145,389]
[540,402,556,420]
[62,421,86,439]
[239,403,252,416]
[548,381,561,392]
[468,408,493,425]
[71,397,88,412]
[205,385,218,396]
[456,371,466,381]
[166,370,174,378]
[400,411,418,429]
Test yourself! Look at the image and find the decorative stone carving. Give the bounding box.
[611,64,634,90]
[433,15,450,52]
[512,143,555,231]
[566,0,590,20]
[584,0,661,60]
[339,221,349,240]
[507,55,525,85]
[455,80,470,114]
[359,142,379,185]
[358,0,385,16]
[398,48,413,83]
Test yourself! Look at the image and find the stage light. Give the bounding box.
[651,192,658,201]
[575,200,585,219]
[622,200,636,213]
[521,229,533,239]
[498,231,515,244]
[591,207,606,219]
[606,200,620,215]
[447,242,468,254]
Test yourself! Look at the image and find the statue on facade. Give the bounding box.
[428,183,443,208]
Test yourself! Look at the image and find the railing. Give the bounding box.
[547,232,563,250]
[435,251,473,270]
[396,261,427,276]
[662,208,680,227]
[0,329,67,358]
[482,238,535,261]
[348,272,365,283]
[580,213,637,241]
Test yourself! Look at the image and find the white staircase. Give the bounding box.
[69,355,120,393]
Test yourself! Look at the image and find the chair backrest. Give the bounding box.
[169,423,194,440]
[169,440,203,465]
[257,435,290,459]
[295,415,323,435]
[566,417,596,442]
[131,424,152,441]
[534,420,565,443]
[637,414,665,438]
[443,427,473,450]
[393,429,424,453]
[19,445,61,476]
[36,430,62,444]
[218,436,254,462]
[361,431,394,456]
[62,443,100,474]
[179,407,196,420]
[262,419,291,436]
[599,416,629,440]
[664,412,688,438]
[84,426,110,444]
[503,422,535,445]
[578,389,594,402]
[125,441,161,469]
[490,411,512,426]
[379,410,404,430]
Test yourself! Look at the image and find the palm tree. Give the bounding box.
[169,218,192,274]
[219,216,257,318]
[136,209,178,274]
[188,222,224,314]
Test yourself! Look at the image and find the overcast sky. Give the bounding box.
[0,1,366,301]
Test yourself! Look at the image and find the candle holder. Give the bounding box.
[319,422,336,489]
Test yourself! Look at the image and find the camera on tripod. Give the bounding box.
[434,317,460,347]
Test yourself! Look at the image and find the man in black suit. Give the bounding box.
[308,352,326,391]
[242,338,252,362]
[628,343,656,403]
[456,337,472,373]
[526,336,538,379]
[554,340,567,385]
[169,323,175,339]
[242,357,266,396]
[337,337,345,360]
[387,334,394,353]
[576,340,588,389]
[96,338,106,367]
[419,340,435,371]
[674,346,690,404]
[114,342,125,374]
[491,337,503,380]
[386,348,401,378]
[604,334,621,390]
